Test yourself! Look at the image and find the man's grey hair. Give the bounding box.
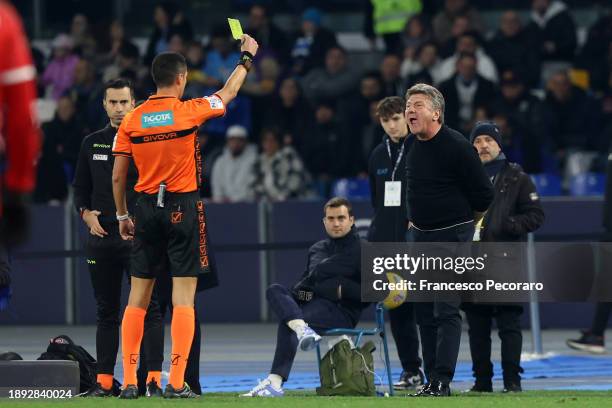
[405,83,445,124]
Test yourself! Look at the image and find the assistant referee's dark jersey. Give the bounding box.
[73,124,138,217]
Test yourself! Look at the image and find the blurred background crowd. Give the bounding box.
[16,0,612,203]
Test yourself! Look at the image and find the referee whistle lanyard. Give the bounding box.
[385,138,406,181]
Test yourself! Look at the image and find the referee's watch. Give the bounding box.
[237,51,254,72]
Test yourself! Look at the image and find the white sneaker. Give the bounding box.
[297,325,322,351]
[240,379,284,397]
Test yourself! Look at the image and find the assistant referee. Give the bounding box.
[73,79,164,397]
[112,34,259,399]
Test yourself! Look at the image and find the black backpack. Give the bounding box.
[37,335,99,393]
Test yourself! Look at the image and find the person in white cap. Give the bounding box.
[211,125,257,202]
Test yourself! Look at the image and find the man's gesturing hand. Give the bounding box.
[119,218,135,241]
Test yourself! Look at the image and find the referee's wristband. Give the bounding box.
[116,213,130,221]
[237,51,254,72]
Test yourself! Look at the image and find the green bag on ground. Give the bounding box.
[316,339,376,396]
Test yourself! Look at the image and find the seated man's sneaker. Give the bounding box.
[394,369,425,390]
[566,331,605,354]
[297,325,321,351]
[240,379,284,397]
[163,383,199,399]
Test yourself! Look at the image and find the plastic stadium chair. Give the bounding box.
[331,178,371,199]
[569,173,606,196]
[315,303,394,396]
[530,173,562,196]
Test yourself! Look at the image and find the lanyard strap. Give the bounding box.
[386,138,406,181]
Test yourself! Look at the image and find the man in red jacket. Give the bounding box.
[0,1,40,246]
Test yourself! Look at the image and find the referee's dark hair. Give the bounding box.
[104,78,135,100]
[324,197,353,217]
[151,52,187,87]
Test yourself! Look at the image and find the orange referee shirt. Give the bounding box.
[112,94,225,194]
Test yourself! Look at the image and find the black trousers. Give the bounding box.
[465,305,523,385]
[411,222,474,384]
[389,302,421,374]
[137,268,203,394]
[591,302,612,336]
[86,233,163,377]
[266,284,354,381]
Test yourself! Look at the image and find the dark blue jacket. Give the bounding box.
[293,227,365,325]
[367,134,413,242]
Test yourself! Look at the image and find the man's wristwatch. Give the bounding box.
[116,213,130,221]
[237,51,254,72]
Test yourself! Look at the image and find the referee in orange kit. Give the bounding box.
[112,34,259,399]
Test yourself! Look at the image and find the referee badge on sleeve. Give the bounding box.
[205,95,224,110]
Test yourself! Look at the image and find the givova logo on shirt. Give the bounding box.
[141,111,174,128]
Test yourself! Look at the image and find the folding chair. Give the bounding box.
[315,303,394,396]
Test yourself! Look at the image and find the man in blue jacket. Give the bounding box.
[242,197,365,397]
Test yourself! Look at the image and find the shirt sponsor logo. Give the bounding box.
[141,111,174,128]
[142,132,180,142]
[93,143,111,148]
[93,154,108,161]
[377,168,389,175]
[204,95,224,110]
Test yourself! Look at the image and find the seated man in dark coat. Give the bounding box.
[241,197,365,397]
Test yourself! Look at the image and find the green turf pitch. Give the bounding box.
[2,391,612,408]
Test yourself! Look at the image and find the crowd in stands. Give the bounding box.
[30,0,612,203]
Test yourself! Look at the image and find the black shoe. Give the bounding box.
[428,381,451,397]
[466,381,493,393]
[410,382,432,397]
[394,369,425,390]
[567,331,605,354]
[503,382,522,393]
[146,380,163,397]
[163,383,199,399]
[78,383,114,398]
[412,381,450,397]
[118,385,139,399]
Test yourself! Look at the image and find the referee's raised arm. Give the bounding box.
[215,34,259,104]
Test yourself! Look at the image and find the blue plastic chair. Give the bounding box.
[530,173,562,196]
[331,178,371,199]
[315,303,394,396]
[569,172,606,196]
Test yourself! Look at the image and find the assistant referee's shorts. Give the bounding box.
[131,191,210,279]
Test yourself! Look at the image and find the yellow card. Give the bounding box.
[227,18,243,40]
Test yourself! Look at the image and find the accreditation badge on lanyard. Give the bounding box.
[384,138,405,207]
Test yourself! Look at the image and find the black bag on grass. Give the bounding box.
[37,335,99,392]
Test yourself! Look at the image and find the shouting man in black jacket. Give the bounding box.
[466,121,544,393]
[405,83,494,397]
[242,197,365,397]
[367,96,423,390]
